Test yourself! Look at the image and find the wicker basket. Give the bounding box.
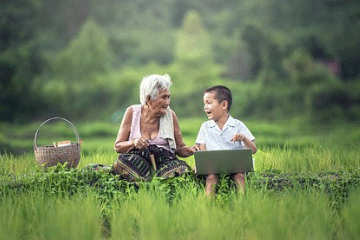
[34,117,81,168]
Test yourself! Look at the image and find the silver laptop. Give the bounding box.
[194,148,253,175]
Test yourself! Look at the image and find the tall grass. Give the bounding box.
[1,174,344,240]
[337,188,360,239]
[255,142,360,172]
[109,187,340,239]
[1,120,360,239]
[0,191,103,240]
[1,155,360,239]
[0,154,35,177]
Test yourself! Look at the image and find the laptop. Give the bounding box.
[194,148,253,175]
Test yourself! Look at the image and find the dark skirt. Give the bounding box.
[112,145,191,181]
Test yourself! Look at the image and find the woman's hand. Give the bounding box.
[133,137,149,149]
[175,145,198,157]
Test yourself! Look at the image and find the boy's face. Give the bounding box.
[203,91,228,121]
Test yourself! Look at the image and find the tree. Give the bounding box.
[47,18,115,82]
[175,10,212,65]
[0,0,44,122]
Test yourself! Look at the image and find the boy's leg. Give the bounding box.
[205,174,219,197]
[233,172,246,196]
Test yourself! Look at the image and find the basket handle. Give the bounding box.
[34,117,80,148]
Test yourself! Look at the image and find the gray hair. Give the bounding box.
[139,74,172,105]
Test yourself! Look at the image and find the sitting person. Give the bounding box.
[195,85,257,197]
[113,74,196,181]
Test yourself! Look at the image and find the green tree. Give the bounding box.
[39,0,90,45]
[175,10,212,65]
[173,10,217,92]
[0,0,44,122]
[47,18,115,82]
[238,0,360,81]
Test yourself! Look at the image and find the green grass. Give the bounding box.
[1,119,360,239]
[1,178,360,240]
[0,191,103,240]
[109,188,338,240]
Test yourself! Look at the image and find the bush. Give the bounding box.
[175,10,212,65]
[283,50,340,87]
[306,84,355,124]
[238,85,305,120]
[46,18,116,82]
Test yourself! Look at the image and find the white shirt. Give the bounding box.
[195,115,255,150]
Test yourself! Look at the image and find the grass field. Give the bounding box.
[1,118,360,239]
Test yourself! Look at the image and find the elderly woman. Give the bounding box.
[113,74,196,181]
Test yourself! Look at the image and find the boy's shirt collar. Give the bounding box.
[209,115,235,129]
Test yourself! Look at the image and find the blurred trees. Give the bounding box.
[0,0,43,122]
[221,0,360,123]
[47,18,115,81]
[175,10,211,65]
[1,0,360,123]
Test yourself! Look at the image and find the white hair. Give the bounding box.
[139,74,172,105]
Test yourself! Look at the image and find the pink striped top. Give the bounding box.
[129,105,171,152]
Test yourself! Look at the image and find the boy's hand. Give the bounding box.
[192,145,201,152]
[231,133,246,143]
[231,134,258,154]
[188,145,199,153]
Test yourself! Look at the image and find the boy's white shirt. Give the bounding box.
[195,115,255,150]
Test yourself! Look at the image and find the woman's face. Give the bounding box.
[148,88,171,116]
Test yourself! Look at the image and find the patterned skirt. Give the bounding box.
[112,145,190,181]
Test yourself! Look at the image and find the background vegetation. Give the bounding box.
[1,2,360,238]
[1,120,360,239]
[1,0,360,124]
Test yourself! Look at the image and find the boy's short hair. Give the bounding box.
[205,85,232,111]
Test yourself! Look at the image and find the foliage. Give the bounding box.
[248,170,360,208]
[2,164,360,205]
[1,0,360,123]
[0,0,44,122]
[46,18,115,82]
[305,84,354,123]
[175,10,212,64]
[1,163,360,239]
[338,189,360,239]
[1,119,360,239]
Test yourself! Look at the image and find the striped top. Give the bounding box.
[129,105,172,152]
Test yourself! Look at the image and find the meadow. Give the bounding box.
[1,118,360,239]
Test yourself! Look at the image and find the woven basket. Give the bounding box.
[34,117,81,168]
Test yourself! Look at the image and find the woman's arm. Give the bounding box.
[114,107,136,153]
[172,111,196,157]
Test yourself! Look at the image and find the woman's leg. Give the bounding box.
[113,153,152,181]
[155,159,191,178]
[205,174,219,197]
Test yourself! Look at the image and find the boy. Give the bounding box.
[195,85,257,197]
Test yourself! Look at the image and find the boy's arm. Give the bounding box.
[231,134,257,154]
